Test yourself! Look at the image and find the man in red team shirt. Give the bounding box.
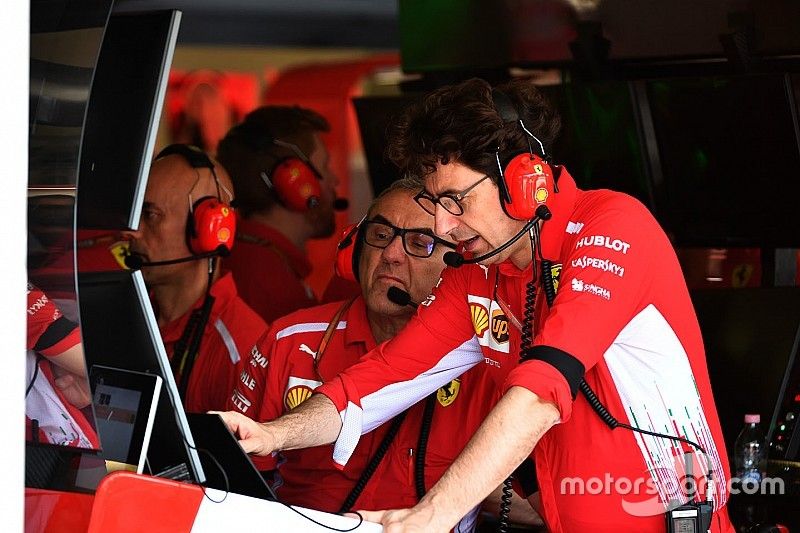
[217,79,734,532]
[26,282,98,448]
[123,145,267,414]
[216,106,340,324]
[233,179,541,530]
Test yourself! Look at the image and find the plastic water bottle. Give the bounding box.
[733,413,767,490]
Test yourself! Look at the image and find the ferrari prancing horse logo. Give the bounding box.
[437,378,461,407]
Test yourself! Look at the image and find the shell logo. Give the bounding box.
[290,167,301,178]
[470,303,489,336]
[300,183,314,197]
[285,385,313,410]
[217,227,231,243]
[535,187,548,203]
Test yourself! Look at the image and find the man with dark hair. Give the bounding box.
[216,106,339,324]
[216,79,734,532]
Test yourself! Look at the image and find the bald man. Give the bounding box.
[123,144,268,414]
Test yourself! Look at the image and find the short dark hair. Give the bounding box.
[216,106,330,217]
[386,78,561,184]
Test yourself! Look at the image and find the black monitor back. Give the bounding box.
[77,270,204,482]
[77,10,180,230]
[691,287,800,450]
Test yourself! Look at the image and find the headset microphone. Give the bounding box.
[124,246,229,270]
[387,286,418,309]
[443,205,552,268]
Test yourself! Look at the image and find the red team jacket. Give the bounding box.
[225,216,317,324]
[239,297,497,531]
[26,283,99,448]
[158,272,268,414]
[315,169,735,532]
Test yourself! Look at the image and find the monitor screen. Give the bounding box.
[353,94,422,196]
[77,10,180,230]
[646,74,800,247]
[542,81,655,212]
[691,287,800,449]
[77,270,204,483]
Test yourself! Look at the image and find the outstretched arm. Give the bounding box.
[213,392,342,455]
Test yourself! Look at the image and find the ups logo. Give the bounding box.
[490,309,509,344]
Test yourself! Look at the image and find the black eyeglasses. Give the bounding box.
[413,174,491,216]
[361,221,456,258]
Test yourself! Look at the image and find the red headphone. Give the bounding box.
[263,138,323,212]
[334,221,363,282]
[492,89,559,221]
[155,144,236,255]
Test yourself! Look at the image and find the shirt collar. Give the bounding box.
[160,272,239,342]
[342,296,377,351]
[235,216,312,278]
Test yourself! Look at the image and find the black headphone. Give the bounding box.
[154,144,236,256]
[491,88,559,221]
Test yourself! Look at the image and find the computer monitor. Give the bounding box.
[541,81,655,212]
[646,74,800,247]
[77,10,181,230]
[691,287,800,449]
[353,95,421,196]
[90,365,162,475]
[77,270,204,483]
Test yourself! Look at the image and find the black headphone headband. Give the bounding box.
[156,143,215,170]
[492,88,520,124]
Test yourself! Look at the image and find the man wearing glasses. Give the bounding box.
[217,78,733,532]
[231,178,540,530]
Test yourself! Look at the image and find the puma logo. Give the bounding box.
[298,344,318,358]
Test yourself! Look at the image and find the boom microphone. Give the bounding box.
[333,198,349,211]
[124,246,229,270]
[387,286,418,308]
[443,205,552,268]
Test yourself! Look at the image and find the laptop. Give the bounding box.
[90,365,162,475]
[186,412,278,501]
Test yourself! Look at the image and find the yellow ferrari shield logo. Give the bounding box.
[550,263,562,293]
[437,378,461,407]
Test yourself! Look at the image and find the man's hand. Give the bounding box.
[358,503,450,533]
[209,410,277,456]
[52,366,91,408]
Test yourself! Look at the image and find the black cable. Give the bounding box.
[284,506,364,532]
[176,266,216,399]
[197,447,230,503]
[338,411,408,513]
[498,480,514,533]
[414,393,437,500]
[26,354,44,397]
[539,253,715,490]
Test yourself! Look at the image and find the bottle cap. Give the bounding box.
[745,414,760,424]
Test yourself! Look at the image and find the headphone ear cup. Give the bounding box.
[188,196,237,255]
[500,153,555,220]
[334,223,360,282]
[271,157,323,212]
